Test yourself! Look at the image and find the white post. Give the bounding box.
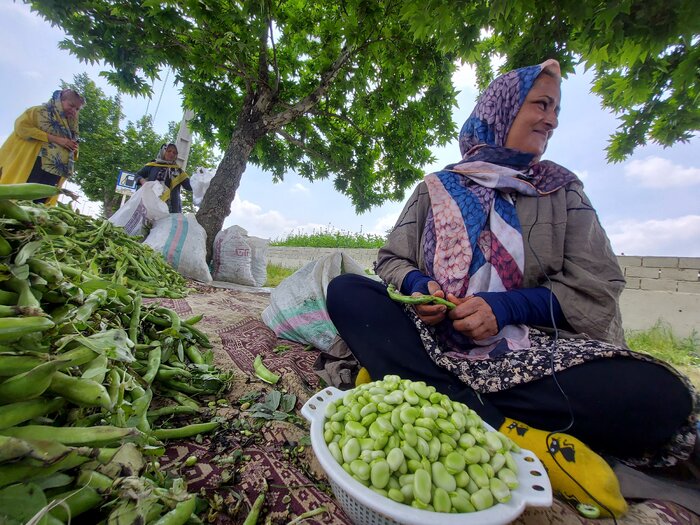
[175,109,195,170]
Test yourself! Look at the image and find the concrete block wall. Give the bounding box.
[267,247,379,272]
[268,248,700,337]
[616,256,700,338]
[618,256,700,293]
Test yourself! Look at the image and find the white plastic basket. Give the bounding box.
[302,387,552,525]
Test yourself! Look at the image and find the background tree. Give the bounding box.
[62,73,124,214]
[63,74,218,216]
[31,0,699,254]
[450,0,700,161]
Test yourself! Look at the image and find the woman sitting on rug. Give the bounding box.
[326,59,697,518]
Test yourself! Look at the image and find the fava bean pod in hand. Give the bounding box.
[386,284,456,310]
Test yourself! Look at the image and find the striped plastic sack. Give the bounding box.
[261,252,366,351]
[143,213,212,282]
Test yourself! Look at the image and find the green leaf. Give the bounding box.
[263,390,282,411]
[78,279,131,299]
[9,264,29,281]
[279,393,297,413]
[62,329,135,362]
[0,483,49,525]
[15,240,44,266]
[32,473,74,491]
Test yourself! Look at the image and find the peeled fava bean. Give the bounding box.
[323,376,519,513]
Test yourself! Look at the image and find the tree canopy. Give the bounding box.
[64,74,218,216]
[29,0,698,250]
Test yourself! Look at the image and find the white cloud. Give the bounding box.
[21,70,43,80]
[451,63,477,90]
[368,212,400,236]
[290,183,309,194]
[624,157,700,188]
[0,3,46,23]
[607,215,700,257]
[223,195,331,240]
[222,196,292,239]
[572,169,589,181]
[452,54,507,90]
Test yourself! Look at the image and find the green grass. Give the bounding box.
[626,321,700,388]
[264,263,296,287]
[271,227,385,249]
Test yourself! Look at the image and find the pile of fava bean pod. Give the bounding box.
[0,184,228,524]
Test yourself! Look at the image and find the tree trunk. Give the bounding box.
[102,192,121,218]
[196,105,266,260]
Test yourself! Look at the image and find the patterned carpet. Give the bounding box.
[154,286,699,525]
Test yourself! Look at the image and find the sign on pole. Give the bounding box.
[115,170,138,196]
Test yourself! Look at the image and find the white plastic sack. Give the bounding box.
[211,226,255,285]
[143,213,212,282]
[246,235,269,287]
[108,181,169,237]
[190,167,215,207]
[230,225,269,287]
[261,252,366,351]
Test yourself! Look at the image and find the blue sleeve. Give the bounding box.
[400,270,433,295]
[475,287,570,331]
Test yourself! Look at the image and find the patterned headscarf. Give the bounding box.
[458,59,561,157]
[38,90,80,179]
[422,59,577,357]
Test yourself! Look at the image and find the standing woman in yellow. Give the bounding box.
[0,89,84,205]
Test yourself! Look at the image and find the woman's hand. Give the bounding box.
[413,281,449,325]
[447,294,498,341]
[48,134,78,152]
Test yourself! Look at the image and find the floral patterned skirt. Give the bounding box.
[406,306,699,467]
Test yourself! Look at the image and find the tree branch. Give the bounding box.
[263,44,356,130]
[267,0,280,93]
[257,19,270,86]
[309,107,366,137]
[276,129,336,169]
[263,35,383,132]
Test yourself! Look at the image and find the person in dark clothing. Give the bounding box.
[135,143,192,213]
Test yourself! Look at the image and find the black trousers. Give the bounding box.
[27,156,62,203]
[327,273,693,459]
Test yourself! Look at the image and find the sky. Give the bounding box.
[1,2,699,256]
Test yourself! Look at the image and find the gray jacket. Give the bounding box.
[375,180,627,347]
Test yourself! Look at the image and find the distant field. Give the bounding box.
[271,228,385,249]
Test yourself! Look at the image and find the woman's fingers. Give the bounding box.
[413,287,447,325]
[448,296,498,340]
[414,301,447,325]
